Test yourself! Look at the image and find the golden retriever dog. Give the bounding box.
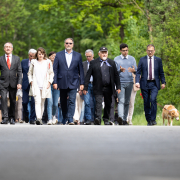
[162,105,179,126]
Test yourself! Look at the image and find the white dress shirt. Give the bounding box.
[5,54,12,64]
[65,50,73,68]
[120,54,129,59]
[147,55,154,80]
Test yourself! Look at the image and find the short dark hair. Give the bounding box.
[35,47,47,60]
[147,44,155,50]
[120,43,128,50]
[48,51,56,57]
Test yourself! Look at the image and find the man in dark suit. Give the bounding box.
[83,49,96,125]
[21,49,37,124]
[0,42,22,124]
[53,38,84,125]
[136,44,166,126]
[83,47,121,125]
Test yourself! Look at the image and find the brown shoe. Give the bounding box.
[69,122,75,125]
[74,120,78,125]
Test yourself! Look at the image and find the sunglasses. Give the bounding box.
[65,43,73,45]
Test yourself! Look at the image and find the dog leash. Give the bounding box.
[157,103,176,115]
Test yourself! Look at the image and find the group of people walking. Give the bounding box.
[0,38,166,126]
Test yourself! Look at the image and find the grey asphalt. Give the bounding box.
[0,124,180,180]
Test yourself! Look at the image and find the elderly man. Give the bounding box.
[0,42,22,124]
[84,47,121,125]
[83,49,96,125]
[136,44,166,126]
[21,49,37,124]
[53,38,84,125]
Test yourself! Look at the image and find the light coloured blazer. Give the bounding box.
[28,59,54,98]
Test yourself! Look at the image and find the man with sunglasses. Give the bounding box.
[135,44,165,126]
[53,38,84,125]
[114,43,137,125]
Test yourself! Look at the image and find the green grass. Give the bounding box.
[131,93,180,126]
[100,93,180,126]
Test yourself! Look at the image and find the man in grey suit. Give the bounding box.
[83,49,95,125]
[0,42,22,124]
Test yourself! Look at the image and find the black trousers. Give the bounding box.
[0,86,17,119]
[109,94,116,122]
[95,86,113,123]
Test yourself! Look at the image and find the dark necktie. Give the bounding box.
[149,57,152,80]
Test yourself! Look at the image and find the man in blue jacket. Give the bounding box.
[53,38,84,125]
[21,49,37,124]
[136,44,166,126]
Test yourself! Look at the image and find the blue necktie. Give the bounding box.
[100,59,111,67]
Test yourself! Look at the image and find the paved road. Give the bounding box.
[0,124,180,180]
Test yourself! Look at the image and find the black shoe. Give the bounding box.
[147,121,153,126]
[10,118,15,125]
[152,120,157,125]
[123,121,129,125]
[94,118,100,125]
[24,116,29,123]
[1,118,9,124]
[36,119,40,125]
[80,122,84,125]
[30,121,35,125]
[117,117,123,125]
[85,120,91,125]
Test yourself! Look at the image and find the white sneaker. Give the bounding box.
[47,119,53,125]
[52,116,58,125]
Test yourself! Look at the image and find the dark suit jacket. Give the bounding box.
[21,59,30,90]
[0,54,22,89]
[84,57,121,95]
[136,56,166,90]
[83,61,88,77]
[53,50,84,89]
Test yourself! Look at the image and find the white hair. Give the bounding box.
[64,38,74,44]
[28,49,37,54]
[4,42,13,48]
[85,49,94,56]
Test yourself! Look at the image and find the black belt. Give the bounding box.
[147,80,155,82]
[89,81,93,84]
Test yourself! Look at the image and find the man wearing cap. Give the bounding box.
[83,47,121,125]
[114,43,137,125]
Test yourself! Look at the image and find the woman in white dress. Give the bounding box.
[28,47,54,125]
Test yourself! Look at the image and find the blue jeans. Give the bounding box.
[60,89,77,124]
[80,101,85,122]
[47,85,60,120]
[84,83,95,121]
[117,82,133,121]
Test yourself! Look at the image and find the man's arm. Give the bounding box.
[17,56,22,89]
[78,54,84,90]
[83,61,93,94]
[159,58,166,85]
[135,58,143,88]
[113,62,121,91]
